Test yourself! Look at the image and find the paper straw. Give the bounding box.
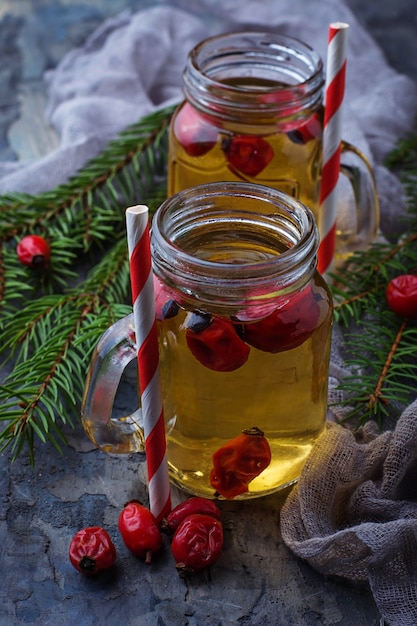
[318,22,349,274]
[126,205,171,523]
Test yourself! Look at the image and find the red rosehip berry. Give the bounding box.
[241,285,321,353]
[287,112,322,144]
[161,497,221,535]
[17,234,51,269]
[69,526,116,576]
[118,500,163,563]
[209,426,272,499]
[386,274,417,319]
[221,134,274,177]
[171,513,224,578]
[185,314,250,372]
[174,103,217,157]
[153,275,179,321]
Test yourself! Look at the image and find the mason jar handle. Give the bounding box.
[81,313,145,454]
[335,140,380,262]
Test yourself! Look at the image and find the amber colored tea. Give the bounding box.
[168,76,324,222]
[156,232,332,499]
[168,57,379,266]
[81,181,333,500]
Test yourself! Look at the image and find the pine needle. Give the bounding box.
[0,106,174,463]
[329,125,417,426]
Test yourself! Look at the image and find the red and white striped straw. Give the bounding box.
[126,205,171,523]
[318,22,349,274]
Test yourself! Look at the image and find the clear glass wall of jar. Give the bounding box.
[168,31,379,267]
[82,182,333,499]
[151,181,333,499]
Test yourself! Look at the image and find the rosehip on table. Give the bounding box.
[171,513,224,578]
[118,500,163,563]
[16,234,51,269]
[160,497,221,535]
[210,426,272,499]
[69,526,116,576]
[386,274,417,319]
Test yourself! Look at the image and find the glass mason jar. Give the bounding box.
[168,31,379,266]
[82,182,333,500]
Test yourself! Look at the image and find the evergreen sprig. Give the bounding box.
[329,128,417,425]
[0,106,416,461]
[333,313,417,425]
[0,105,174,461]
[0,239,133,462]
[0,104,174,311]
[330,232,417,325]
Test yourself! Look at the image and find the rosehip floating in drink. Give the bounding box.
[221,134,274,177]
[287,112,323,144]
[153,275,180,321]
[240,286,321,353]
[173,102,217,157]
[210,427,272,499]
[185,314,250,372]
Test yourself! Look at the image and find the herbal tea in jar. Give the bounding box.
[155,181,334,500]
[82,182,333,499]
[168,31,379,265]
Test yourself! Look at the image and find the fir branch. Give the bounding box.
[334,313,417,425]
[331,232,417,324]
[0,105,174,316]
[0,237,133,461]
[329,125,417,425]
[0,105,174,238]
[385,128,417,171]
[0,106,174,461]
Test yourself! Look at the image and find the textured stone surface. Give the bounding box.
[1,2,416,624]
[1,422,382,626]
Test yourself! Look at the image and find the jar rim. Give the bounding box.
[184,31,324,119]
[151,182,319,311]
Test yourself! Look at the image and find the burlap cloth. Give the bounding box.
[280,401,417,626]
[1,1,417,624]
